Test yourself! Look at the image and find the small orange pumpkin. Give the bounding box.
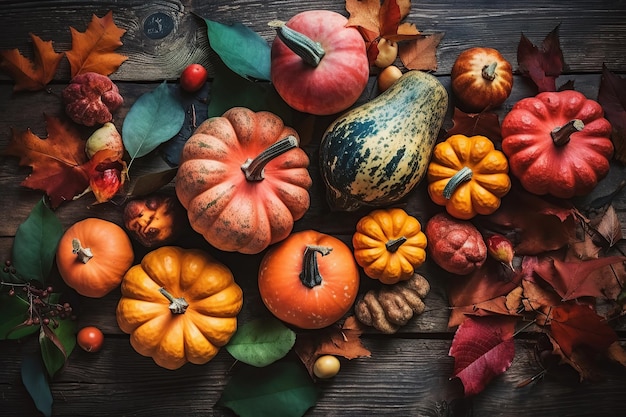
[116,246,243,370]
[451,47,513,113]
[352,208,427,284]
[56,218,134,298]
[258,230,360,329]
[427,134,511,220]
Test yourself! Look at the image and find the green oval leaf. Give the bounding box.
[217,361,319,417]
[0,293,38,340]
[226,318,296,367]
[12,198,63,284]
[204,18,271,81]
[122,82,185,160]
[40,318,77,377]
[21,352,53,417]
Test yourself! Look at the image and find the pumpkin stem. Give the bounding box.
[482,62,498,81]
[385,236,407,252]
[299,245,333,289]
[158,287,189,314]
[71,238,93,264]
[241,135,299,181]
[275,23,326,67]
[550,119,584,146]
[443,166,473,199]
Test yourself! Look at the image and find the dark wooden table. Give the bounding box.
[1,1,626,416]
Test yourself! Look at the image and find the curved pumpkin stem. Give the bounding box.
[482,62,498,81]
[443,166,473,199]
[385,236,407,253]
[550,119,584,146]
[241,135,299,181]
[159,287,189,314]
[275,23,326,67]
[71,238,93,264]
[300,245,333,288]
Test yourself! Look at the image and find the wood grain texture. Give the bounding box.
[1,1,626,416]
[0,1,625,82]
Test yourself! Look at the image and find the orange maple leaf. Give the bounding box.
[65,10,128,77]
[0,33,64,92]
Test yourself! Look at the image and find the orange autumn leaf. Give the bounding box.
[66,10,128,77]
[0,33,64,92]
[346,0,436,68]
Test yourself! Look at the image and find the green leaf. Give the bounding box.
[21,352,53,417]
[122,82,185,160]
[204,18,271,81]
[0,293,38,340]
[12,199,63,284]
[40,318,77,377]
[217,361,319,417]
[207,57,293,122]
[226,318,296,367]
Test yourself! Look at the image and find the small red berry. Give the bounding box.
[180,64,208,93]
[77,326,104,353]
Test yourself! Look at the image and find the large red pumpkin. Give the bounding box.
[501,90,613,199]
[270,10,369,115]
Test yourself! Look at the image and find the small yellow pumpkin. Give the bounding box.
[116,246,243,370]
[427,134,511,220]
[352,208,427,284]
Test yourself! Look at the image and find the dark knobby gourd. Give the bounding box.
[319,70,448,211]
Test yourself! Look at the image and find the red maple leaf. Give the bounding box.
[447,260,522,327]
[449,315,517,396]
[3,115,125,207]
[0,33,64,92]
[598,64,626,164]
[532,255,626,301]
[548,303,617,357]
[517,24,565,92]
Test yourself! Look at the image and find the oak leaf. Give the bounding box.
[598,64,626,164]
[0,33,63,92]
[517,24,565,92]
[65,11,128,77]
[449,316,516,396]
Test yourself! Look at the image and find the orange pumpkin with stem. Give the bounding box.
[56,218,134,298]
[258,230,360,329]
[175,107,312,255]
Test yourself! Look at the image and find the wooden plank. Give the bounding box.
[0,1,625,82]
[2,336,626,417]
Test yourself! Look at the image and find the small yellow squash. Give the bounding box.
[352,208,427,284]
[427,135,511,220]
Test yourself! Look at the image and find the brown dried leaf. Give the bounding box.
[598,65,626,164]
[398,32,444,71]
[446,108,502,141]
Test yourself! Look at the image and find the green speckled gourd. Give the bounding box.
[319,70,448,211]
